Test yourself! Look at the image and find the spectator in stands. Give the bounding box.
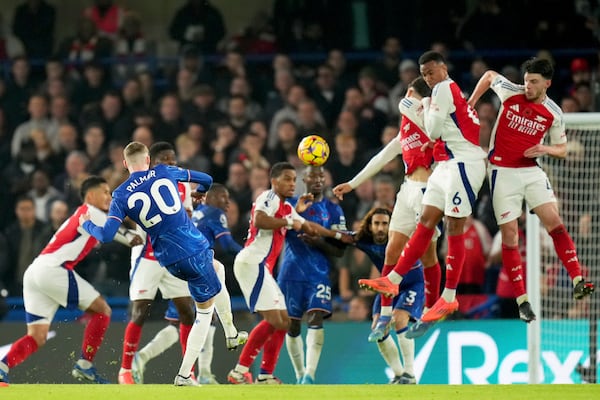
[346,295,373,322]
[225,162,252,215]
[388,59,420,118]
[55,123,81,163]
[27,168,63,223]
[309,63,345,130]
[459,0,514,51]
[80,90,135,143]
[560,96,581,113]
[182,84,226,131]
[572,82,595,112]
[0,108,10,171]
[372,36,403,90]
[29,128,61,175]
[296,98,327,138]
[0,12,25,61]
[229,131,270,171]
[210,122,239,183]
[456,216,493,295]
[100,140,128,190]
[2,195,47,296]
[71,61,111,113]
[217,76,263,120]
[82,124,110,175]
[269,119,299,164]
[268,84,314,149]
[113,11,152,80]
[11,0,55,59]
[57,17,112,79]
[38,198,69,245]
[83,0,127,40]
[169,0,225,54]
[52,150,90,211]
[373,175,396,211]
[326,49,354,90]
[226,9,277,55]
[214,50,249,98]
[342,87,387,152]
[131,125,154,148]
[11,94,51,158]
[4,56,35,128]
[263,68,295,124]
[357,67,390,115]
[226,95,252,135]
[153,93,184,143]
[174,132,211,173]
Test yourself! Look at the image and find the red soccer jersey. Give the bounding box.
[398,97,434,175]
[488,75,566,168]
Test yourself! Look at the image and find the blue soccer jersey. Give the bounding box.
[355,237,424,319]
[84,163,213,266]
[192,204,242,255]
[278,197,347,283]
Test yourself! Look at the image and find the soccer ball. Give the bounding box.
[297,135,330,166]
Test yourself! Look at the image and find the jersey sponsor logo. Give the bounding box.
[400,131,426,150]
[505,110,547,136]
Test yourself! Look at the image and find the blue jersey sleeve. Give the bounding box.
[216,234,243,254]
[83,195,127,242]
[165,165,213,192]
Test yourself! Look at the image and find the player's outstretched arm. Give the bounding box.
[333,140,403,201]
[467,70,499,108]
[80,213,123,243]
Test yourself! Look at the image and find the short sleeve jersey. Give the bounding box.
[488,74,566,168]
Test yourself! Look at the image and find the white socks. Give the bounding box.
[441,288,457,303]
[387,271,403,285]
[397,330,415,376]
[213,260,237,338]
[285,334,305,380]
[137,324,179,364]
[177,304,214,377]
[376,335,403,376]
[305,327,324,378]
[198,324,216,376]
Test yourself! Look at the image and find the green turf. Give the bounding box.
[1,384,600,400]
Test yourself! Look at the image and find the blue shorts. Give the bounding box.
[164,300,179,321]
[372,267,424,320]
[166,250,221,303]
[279,279,332,319]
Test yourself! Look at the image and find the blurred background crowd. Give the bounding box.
[1,0,600,321]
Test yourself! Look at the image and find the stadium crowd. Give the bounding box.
[1,0,600,322]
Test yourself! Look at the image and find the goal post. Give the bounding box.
[527,112,600,384]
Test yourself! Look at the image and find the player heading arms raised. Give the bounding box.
[333,76,441,341]
[467,57,594,322]
[359,50,487,325]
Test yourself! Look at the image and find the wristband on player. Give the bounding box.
[285,217,294,230]
[334,232,342,240]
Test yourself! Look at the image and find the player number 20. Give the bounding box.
[316,284,331,300]
[127,178,182,228]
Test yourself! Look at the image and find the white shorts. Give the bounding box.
[489,165,557,224]
[23,261,100,324]
[390,178,441,240]
[234,259,286,313]
[129,257,190,301]
[422,159,486,218]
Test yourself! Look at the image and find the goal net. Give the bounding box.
[527,112,600,384]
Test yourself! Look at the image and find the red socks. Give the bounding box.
[443,234,466,290]
[260,329,286,374]
[393,223,435,276]
[121,322,142,369]
[81,312,110,361]
[3,335,38,368]
[424,262,441,308]
[179,323,192,356]
[502,244,526,297]
[381,264,395,308]
[238,320,275,368]
[549,225,582,280]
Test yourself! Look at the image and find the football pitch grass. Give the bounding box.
[1,384,600,400]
